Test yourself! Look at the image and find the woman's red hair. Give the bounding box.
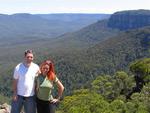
[40,60,56,81]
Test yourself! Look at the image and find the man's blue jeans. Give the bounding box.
[11,95,36,113]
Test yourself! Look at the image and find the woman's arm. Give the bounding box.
[51,80,64,103]
[56,80,64,100]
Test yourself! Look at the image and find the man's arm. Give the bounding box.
[12,79,18,101]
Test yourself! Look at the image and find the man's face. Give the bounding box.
[25,53,34,63]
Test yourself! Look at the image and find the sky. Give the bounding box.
[0,0,150,14]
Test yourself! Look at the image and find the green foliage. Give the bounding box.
[115,71,128,80]
[92,72,134,101]
[60,89,110,113]
[125,102,136,113]
[92,75,116,101]
[60,58,150,113]
[110,99,125,113]
[128,83,150,113]
[130,58,150,82]
[0,94,11,104]
[60,72,150,113]
[114,71,135,96]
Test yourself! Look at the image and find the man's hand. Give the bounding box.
[13,94,18,101]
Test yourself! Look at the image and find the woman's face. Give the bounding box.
[41,64,50,75]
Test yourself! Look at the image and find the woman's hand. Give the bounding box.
[50,98,60,103]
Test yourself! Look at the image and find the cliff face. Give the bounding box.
[108,10,150,30]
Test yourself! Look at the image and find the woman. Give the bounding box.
[36,60,64,113]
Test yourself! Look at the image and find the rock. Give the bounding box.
[0,103,11,113]
[0,109,6,113]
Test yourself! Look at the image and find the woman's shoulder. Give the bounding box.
[54,76,59,83]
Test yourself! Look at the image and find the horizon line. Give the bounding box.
[0,12,113,15]
[0,9,149,15]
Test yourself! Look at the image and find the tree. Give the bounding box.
[129,58,150,97]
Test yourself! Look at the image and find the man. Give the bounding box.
[11,49,40,113]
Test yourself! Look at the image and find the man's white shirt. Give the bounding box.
[13,62,39,97]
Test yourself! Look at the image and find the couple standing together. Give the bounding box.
[11,49,64,113]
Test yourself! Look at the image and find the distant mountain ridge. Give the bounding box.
[108,9,150,30]
[44,10,150,50]
[37,13,110,22]
[0,13,110,41]
[47,19,120,51]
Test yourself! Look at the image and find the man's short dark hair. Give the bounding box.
[24,49,33,56]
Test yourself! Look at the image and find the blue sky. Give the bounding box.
[0,0,150,14]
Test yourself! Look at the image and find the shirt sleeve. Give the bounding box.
[54,76,59,83]
[13,67,19,79]
[35,65,40,77]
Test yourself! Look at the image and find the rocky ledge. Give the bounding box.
[0,103,11,113]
